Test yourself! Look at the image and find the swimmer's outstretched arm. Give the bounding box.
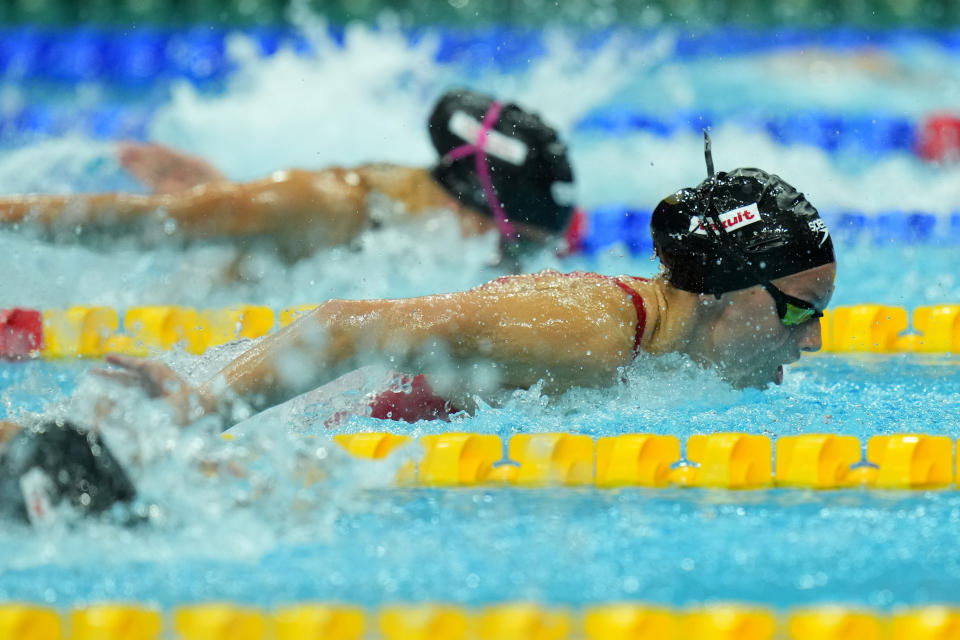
[103,273,642,425]
[0,168,371,246]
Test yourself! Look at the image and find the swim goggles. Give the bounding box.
[699,131,824,328]
[762,281,824,327]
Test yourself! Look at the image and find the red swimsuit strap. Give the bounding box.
[610,278,647,356]
[576,272,647,356]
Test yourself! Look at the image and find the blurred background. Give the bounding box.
[4,0,960,232]
[2,0,960,311]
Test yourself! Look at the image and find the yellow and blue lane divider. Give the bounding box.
[0,303,959,360]
[332,431,959,491]
[1,601,959,639]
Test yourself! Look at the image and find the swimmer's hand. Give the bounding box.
[118,142,227,194]
[94,354,217,426]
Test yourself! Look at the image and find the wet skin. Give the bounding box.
[95,265,836,427]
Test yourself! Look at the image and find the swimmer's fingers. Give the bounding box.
[90,368,145,387]
[104,352,148,370]
[97,354,192,399]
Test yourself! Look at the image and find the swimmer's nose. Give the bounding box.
[797,317,823,352]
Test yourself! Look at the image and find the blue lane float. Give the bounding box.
[580,208,960,254]
[0,26,233,86]
[0,103,155,142]
[0,97,921,161]
[4,25,960,85]
[0,24,954,163]
[575,107,918,156]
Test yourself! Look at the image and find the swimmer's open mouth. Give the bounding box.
[775,365,784,385]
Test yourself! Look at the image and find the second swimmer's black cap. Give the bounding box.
[651,166,835,295]
[0,420,136,526]
[428,89,576,234]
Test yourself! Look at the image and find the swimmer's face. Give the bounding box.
[707,262,836,388]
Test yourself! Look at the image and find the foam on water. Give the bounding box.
[0,21,958,311]
[1,354,960,607]
[575,125,960,214]
[142,22,960,213]
[1,225,959,316]
[147,20,672,181]
[3,24,960,217]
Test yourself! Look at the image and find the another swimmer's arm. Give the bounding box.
[0,168,370,242]
[353,165,456,213]
[197,274,639,414]
[151,169,371,241]
[0,193,158,228]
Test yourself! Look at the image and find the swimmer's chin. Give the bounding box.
[724,364,785,390]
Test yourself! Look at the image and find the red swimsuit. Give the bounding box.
[359,272,648,424]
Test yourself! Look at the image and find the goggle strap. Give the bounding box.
[703,129,715,179]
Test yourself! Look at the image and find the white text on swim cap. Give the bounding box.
[808,218,830,247]
[449,111,529,166]
[689,202,761,236]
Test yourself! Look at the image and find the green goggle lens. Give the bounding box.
[764,281,824,327]
[781,303,819,327]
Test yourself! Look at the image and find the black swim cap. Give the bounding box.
[651,167,835,295]
[0,421,136,526]
[428,89,576,234]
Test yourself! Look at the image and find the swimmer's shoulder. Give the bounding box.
[477,270,646,297]
[556,272,658,352]
[352,164,430,192]
[353,164,456,213]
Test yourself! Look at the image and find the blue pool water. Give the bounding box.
[1,354,959,608]
[2,16,960,612]
[5,484,960,610]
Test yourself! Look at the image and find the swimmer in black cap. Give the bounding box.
[647,136,834,387]
[0,89,582,262]
[97,135,835,425]
[0,420,136,527]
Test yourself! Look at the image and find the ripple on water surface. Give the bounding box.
[0,354,958,606]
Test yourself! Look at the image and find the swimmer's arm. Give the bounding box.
[197,273,639,413]
[0,193,158,228]
[353,165,455,214]
[0,168,370,244]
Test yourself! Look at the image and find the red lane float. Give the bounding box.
[0,308,43,359]
[917,113,960,162]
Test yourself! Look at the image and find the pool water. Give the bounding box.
[1,354,959,608]
[1,14,960,613]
